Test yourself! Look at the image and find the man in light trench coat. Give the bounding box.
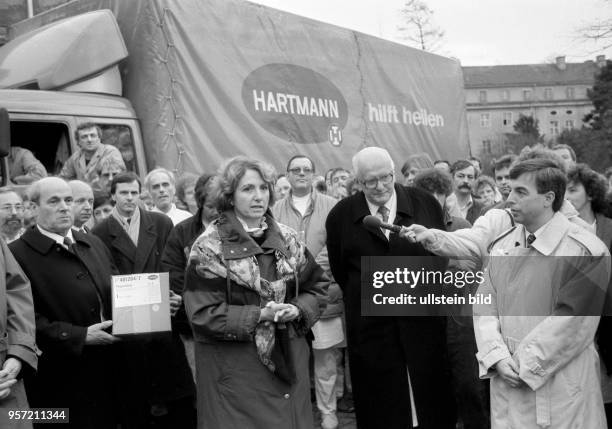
[0,238,38,429]
[473,158,610,428]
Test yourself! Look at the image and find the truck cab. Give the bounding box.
[0,10,147,187]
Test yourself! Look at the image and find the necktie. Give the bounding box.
[63,236,74,252]
[526,234,536,246]
[377,205,389,223]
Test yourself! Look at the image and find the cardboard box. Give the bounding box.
[111,272,171,336]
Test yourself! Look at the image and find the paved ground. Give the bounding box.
[313,409,357,429]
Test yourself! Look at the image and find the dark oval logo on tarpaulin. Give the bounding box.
[242,64,348,144]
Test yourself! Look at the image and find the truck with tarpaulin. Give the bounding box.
[0,0,469,183]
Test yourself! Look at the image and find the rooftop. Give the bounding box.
[463,56,604,88]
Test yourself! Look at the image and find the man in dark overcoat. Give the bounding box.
[326,147,455,429]
[91,172,195,428]
[9,177,122,429]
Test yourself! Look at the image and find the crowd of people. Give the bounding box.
[1,120,612,429]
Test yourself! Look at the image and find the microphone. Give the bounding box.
[363,215,402,234]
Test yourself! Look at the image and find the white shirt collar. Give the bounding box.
[366,189,397,238]
[456,194,473,218]
[152,203,175,215]
[522,215,555,246]
[366,189,397,220]
[37,225,74,246]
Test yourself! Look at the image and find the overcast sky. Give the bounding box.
[249,0,612,66]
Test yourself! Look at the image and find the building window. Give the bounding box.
[566,110,573,115]
[565,120,574,130]
[566,87,575,99]
[501,90,510,101]
[480,113,491,128]
[544,88,553,100]
[479,90,487,103]
[482,140,492,154]
[551,111,557,115]
[523,89,532,101]
[502,112,513,126]
[550,120,559,136]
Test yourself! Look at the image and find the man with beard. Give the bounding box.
[69,181,94,233]
[329,168,351,199]
[451,160,483,224]
[0,189,25,243]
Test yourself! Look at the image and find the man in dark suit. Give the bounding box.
[326,147,455,429]
[69,180,94,233]
[9,177,122,429]
[91,172,195,429]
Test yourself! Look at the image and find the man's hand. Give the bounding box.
[0,357,22,401]
[495,357,521,388]
[86,321,119,345]
[0,358,21,381]
[169,290,182,317]
[0,377,17,401]
[399,224,436,246]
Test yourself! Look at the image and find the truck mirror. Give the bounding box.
[0,108,10,158]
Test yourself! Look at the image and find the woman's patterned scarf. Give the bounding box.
[189,214,307,375]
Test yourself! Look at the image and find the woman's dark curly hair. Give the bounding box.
[413,168,454,196]
[567,163,609,214]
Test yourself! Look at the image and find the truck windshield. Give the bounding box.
[8,120,138,187]
[10,121,69,177]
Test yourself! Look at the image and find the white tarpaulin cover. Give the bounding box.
[10,0,470,174]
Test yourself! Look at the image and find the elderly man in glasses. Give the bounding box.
[0,188,26,243]
[326,147,454,429]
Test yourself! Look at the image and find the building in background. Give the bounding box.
[463,55,606,157]
[0,0,70,44]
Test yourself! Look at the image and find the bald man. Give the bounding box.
[9,177,123,428]
[69,180,94,233]
[326,147,454,429]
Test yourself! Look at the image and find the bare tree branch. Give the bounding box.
[396,0,444,52]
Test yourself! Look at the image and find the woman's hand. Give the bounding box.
[259,305,276,322]
[259,302,301,323]
[270,302,300,323]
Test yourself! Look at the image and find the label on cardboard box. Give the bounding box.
[111,272,171,336]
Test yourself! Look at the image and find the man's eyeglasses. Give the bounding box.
[361,173,394,190]
[288,167,313,175]
[0,204,24,213]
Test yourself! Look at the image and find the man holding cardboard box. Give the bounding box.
[92,171,195,429]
